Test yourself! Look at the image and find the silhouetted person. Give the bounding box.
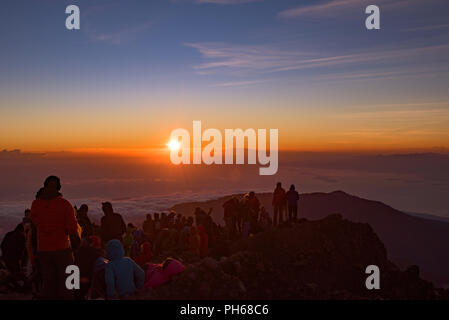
[1,223,25,274]
[272,182,286,226]
[248,191,261,233]
[223,197,238,236]
[100,202,126,244]
[240,194,252,238]
[286,184,300,221]
[197,224,209,258]
[77,204,93,239]
[31,175,80,300]
[23,209,32,225]
[142,214,155,238]
[133,241,153,268]
[74,236,104,300]
[0,223,28,292]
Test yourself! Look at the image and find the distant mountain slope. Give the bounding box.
[171,191,449,287]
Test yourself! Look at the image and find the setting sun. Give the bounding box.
[167,139,181,151]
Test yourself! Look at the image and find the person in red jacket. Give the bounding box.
[272,182,286,226]
[134,241,153,268]
[31,175,80,300]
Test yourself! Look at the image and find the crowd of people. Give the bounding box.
[0,176,300,300]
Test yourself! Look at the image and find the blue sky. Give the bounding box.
[1,0,449,151]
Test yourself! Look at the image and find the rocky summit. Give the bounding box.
[135,214,449,300]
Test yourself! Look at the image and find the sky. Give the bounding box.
[1,0,449,152]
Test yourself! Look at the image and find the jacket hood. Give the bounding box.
[189,226,198,235]
[38,188,62,200]
[106,239,124,261]
[163,258,185,277]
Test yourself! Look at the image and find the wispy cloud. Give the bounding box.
[402,24,449,32]
[277,0,425,19]
[186,42,449,75]
[89,22,152,44]
[211,79,268,87]
[278,0,361,19]
[196,0,260,4]
[81,2,152,44]
[313,66,449,82]
[185,42,315,74]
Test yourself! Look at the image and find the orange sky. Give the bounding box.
[2,99,448,153]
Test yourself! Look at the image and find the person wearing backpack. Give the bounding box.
[100,202,126,245]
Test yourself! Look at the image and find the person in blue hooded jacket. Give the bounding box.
[105,239,145,299]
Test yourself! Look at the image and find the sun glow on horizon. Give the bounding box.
[167,139,181,152]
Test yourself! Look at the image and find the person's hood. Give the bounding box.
[133,229,143,239]
[38,188,62,200]
[197,225,206,235]
[141,242,152,256]
[106,239,124,261]
[126,225,135,235]
[89,235,101,249]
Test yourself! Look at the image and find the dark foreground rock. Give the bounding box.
[135,214,449,300]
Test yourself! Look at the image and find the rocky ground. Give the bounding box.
[1,214,447,300]
[135,214,449,300]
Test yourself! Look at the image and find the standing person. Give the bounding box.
[272,182,286,226]
[142,214,155,239]
[240,194,252,238]
[77,204,93,239]
[197,225,209,258]
[223,197,238,237]
[30,175,81,300]
[123,223,136,257]
[100,202,126,245]
[189,226,200,256]
[248,191,261,234]
[286,184,300,221]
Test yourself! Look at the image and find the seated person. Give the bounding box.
[105,240,145,299]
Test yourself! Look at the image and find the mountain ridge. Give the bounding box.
[171,190,449,287]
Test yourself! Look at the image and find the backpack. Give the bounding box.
[87,258,108,300]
